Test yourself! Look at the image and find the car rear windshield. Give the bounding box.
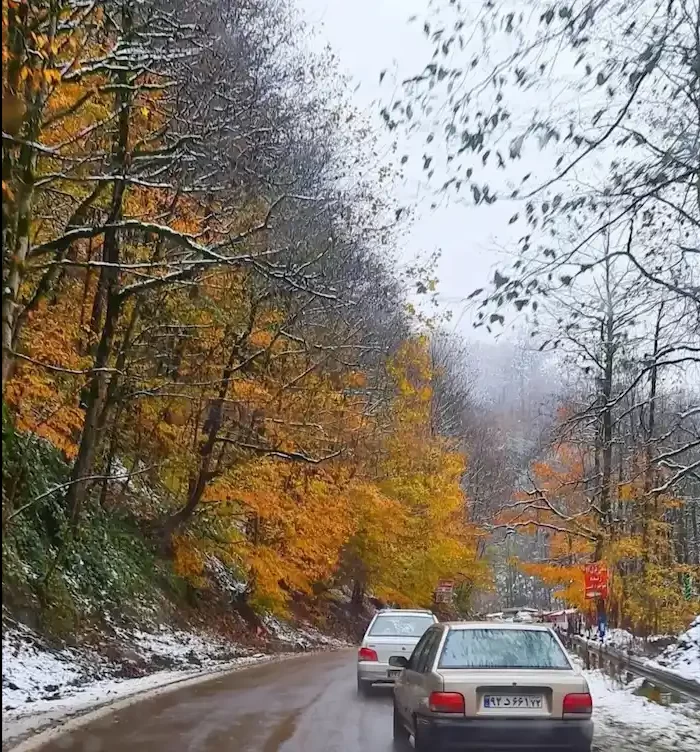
[369,614,434,637]
[439,628,571,669]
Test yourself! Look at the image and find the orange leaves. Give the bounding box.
[5,287,91,458]
[249,328,274,349]
[172,533,207,584]
[167,333,485,614]
[345,371,367,388]
[200,460,356,611]
[520,561,588,609]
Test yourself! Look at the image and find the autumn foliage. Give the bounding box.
[1,0,488,616]
[501,443,699,635]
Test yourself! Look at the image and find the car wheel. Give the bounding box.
[392,702,409,743]
[357,677,370,695]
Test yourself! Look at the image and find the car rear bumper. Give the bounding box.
[357,661,396,684]
[415,716,593,751]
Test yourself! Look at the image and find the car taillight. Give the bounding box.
[429,691,465,713]
[358,647,378,662]
[563,693,593,715]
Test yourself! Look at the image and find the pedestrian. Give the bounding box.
[567,614,575,648]
[597,610,607,642]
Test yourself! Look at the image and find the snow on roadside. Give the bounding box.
[1,618,258,715]
[602,628,674,655]
[2,649,291,752]
[589,617,699,685]
[604,628,644,653]
[263,615,349,650]
[586,669,700,751]
[647,616,700,684]
[2,608,349,725]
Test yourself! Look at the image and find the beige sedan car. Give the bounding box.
[391,621,593,752]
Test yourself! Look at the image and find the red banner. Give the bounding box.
[584,564,609,600]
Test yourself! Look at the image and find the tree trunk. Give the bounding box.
[161,338,242,540]
[2,2,58,388]
[351,579,365,609]
[63,6,132,523]
[642,303,664,559]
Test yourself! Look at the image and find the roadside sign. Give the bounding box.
[436,579,454,592]
[584,564,609,600]
[434,580,454,603]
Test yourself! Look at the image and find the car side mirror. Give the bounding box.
[388,655,408,669]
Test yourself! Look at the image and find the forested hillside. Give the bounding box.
[2,0,699,647]
[1,0,489,635]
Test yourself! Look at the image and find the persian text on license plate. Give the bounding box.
[483,695,543,710]
[388,669,402,678]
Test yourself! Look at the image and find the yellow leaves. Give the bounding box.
[622,564,700,636]
[618,483,636,502]
[608,535,643,562]
[42,68,61,85]
[249,328,274,348]
[339,338,480,608]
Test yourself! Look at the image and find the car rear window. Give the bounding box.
[439,628,571,669]
[369,614,435,637]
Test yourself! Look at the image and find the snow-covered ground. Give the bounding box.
[263,615,349,651]
[600,628,674,654]
[647,616,700,684]
[587,668,700,751]
[2,612,349,749]
[587,617,700,686]
[603,628,647,653]
[2,618,258,714]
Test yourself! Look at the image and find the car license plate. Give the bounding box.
[483,694,543,710]
[388,669,402,678]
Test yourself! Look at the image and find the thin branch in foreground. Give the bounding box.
[7,465,158,522]
[216,438,341,464]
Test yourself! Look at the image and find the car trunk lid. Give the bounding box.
[436,668,588,718]
[364,635,420,664]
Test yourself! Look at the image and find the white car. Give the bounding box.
[391,621,593,751]
[356,608,438,693]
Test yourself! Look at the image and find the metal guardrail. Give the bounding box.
[571,635,700,706]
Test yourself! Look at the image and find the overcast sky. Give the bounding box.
[298,0,531,343]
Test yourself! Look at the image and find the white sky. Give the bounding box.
[298,0,529,343]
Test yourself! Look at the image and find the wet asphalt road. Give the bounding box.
[40,650,398,752]
[33,650,700,752]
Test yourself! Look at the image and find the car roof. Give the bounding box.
[375,608,435,615]
[441,621,551,632]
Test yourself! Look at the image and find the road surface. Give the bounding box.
[32,650,699,752]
